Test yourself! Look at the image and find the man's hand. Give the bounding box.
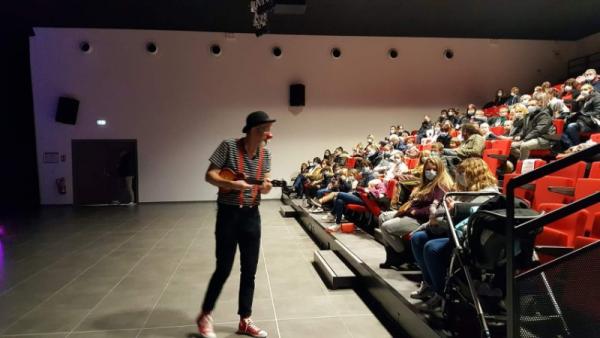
[230,180,253,191]
[260,178,273,194]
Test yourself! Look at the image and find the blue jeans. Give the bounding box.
[411,231,452,294]
[293,175,306,197]
[316,188,331,198]
[331,192,364,224]
[562,120,597,147]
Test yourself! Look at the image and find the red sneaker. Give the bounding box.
[196,313,217,338]
[237,317,268,338]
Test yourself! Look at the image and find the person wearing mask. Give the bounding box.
[510,96,556,160]
[489,106,509,127]
[435,121,453,148]
[438,109,449,124]
[417,115,433,144]
[562,78,580,112]
[548,88,570,119]
[509,104,526,139]
[519,94,531,106]
[410,158,499,310]
[493,89,506,105]
[583,68,600,92]
[379,157,453,269]
[472,109,488,124]
[505,86,520,106]
[562,83,600,147]
[479,123,498,140]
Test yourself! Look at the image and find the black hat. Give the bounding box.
[242,111,276,133]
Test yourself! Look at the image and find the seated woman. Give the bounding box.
[322,176,387,232]
[410,157,499,310]
[309,168,356,213]
[378,157,453,269]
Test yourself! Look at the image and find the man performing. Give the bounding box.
[197,111,275,338]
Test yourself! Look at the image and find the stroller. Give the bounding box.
[440,193,541,338]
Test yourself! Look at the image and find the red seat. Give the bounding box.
[490,139,512,156]
[503,159,546,200]
[405,158,419,170]
[531,176,575,210]
[490,126,506,136]
[538,178,600,233]
[483,149,502,178]
[485,140,493,149]
[591,133,600,143]
[553,119,565,136]
[534,207,589,248]
[345,157,357,169]
[590,162,600,178]
[574,212,600,249]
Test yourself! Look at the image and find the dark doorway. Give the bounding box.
[72,140,138,205]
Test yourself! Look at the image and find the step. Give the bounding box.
[373,228,384,245]
[313,250,355,289]
[279,205,296,217]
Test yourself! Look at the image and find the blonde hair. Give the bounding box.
[513,103,528,116]
[411,157,453,200]
[456,158,497,191]
[581,83,594,92]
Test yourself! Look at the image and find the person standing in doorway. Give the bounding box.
[118,150,136,205]
[197,111,275,338]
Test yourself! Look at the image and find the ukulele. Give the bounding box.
[218,168,286,194]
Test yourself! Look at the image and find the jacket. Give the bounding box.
[456,134,485,159]
[521,107,556,141]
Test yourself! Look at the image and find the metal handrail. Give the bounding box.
[505,143,600,338]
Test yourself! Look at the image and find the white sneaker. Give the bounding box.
[410,282,433,300]
[325,224,341,233]
[310,207,324,213]
[321,214,336,222]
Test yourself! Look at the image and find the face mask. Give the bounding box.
[515,113,523,119]
[424,170,437,181]
[499,112,507,117]
[585,75,595,82]
[467,110,475,115]
[456,172,467,187]
[421,157,429,163]
[434,127,441,133]
[528,106,538,114]
[511,92,517,96]
[430,151,439,157]
[564,85,573,91]
[448,112,454,117]
[581,90,591,97]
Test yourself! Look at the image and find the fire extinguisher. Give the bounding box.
[56,177,66,195]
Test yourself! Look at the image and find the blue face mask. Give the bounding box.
[424,170,437,181]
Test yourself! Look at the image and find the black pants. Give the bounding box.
[202,204,261,317]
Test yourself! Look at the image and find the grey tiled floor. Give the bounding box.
[0,201,391,338]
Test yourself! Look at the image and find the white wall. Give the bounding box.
[29,27,579,204]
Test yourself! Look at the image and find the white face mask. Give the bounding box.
[581,90,592,97]
[528,106,538,114]
[585,74,595,81]
[424,170,437,181]
[515,113,524,119]
[564,85,573,91]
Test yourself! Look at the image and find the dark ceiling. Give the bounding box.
[6,0,600,40]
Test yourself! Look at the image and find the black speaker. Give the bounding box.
[55,97,79,125]
[289,83,305,106]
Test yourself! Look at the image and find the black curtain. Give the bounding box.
[0,25,40,214]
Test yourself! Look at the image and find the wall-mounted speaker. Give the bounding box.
[289,83,305,107]
[55,97,79,125]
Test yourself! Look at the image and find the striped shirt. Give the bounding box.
[209,138,271,207]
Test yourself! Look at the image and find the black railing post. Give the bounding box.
[506,181,516,338]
